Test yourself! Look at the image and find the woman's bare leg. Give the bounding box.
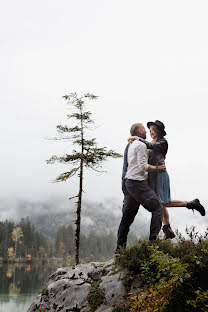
[164,199,205,216]
[163,201,187,224]
[162,199,205,238]
[162,201,187,227]
[163,206,170,225]
[164,200,187,208]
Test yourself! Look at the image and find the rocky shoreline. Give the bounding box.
[27,259,142,312]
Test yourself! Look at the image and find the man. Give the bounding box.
[116,123,166,251]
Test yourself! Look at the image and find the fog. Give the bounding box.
[1,0,208,234]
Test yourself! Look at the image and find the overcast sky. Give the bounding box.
[1,0,208,231]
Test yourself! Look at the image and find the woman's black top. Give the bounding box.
[139,137,168,166]
[139,137,168,193]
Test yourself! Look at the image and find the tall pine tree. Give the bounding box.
[47,93,121,264]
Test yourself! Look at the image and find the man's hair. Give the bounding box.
[130,123,143,136]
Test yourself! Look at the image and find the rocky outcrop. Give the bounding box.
[27,259,138,312]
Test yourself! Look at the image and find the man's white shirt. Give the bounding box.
[125,140,150,181]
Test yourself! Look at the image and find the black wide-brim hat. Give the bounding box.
[147,120,167,136]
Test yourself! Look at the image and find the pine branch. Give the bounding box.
[45,136,74,141]
[69,195,78,200]
[83,93,98,100]
[67,112,93,123]
[63,92,98,102]
[87,165,107,173]
[54,168,79,182]
[74,138,96,147]
[46,153,81,164]
[57,125,82,133]
[82,147,122,166]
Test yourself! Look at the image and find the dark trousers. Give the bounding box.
[117,178,163,247]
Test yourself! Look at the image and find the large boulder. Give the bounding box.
[27,259,128,312]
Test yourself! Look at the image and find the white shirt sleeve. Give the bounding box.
[135,143,150,172]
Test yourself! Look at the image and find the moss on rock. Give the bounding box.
[87,280,105,311]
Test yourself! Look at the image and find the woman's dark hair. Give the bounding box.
[151,125,164,139]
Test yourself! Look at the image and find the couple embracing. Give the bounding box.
[116,120,205,252]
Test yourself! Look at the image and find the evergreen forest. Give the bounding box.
[0,218,129,262]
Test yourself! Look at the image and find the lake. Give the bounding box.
[0,262,58,312]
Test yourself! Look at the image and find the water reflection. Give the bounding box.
[0,262,58,312]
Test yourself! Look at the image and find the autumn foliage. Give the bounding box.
[115,227,208,312]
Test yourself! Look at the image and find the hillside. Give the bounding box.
[0,198,149,241]
[28,228,208,312]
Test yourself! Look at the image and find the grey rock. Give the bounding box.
[53,283,91,310]
[27,295,41,312]
[100,273,126,306]
[27,259,129,312]
[130,276,143,292]
[95,305,112,312]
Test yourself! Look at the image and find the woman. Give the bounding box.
[129,120,205,239]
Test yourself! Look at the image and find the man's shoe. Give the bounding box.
[114,245,125,257]
[114,250,121,257]
[163,224,176,239]
[187,198,205,216]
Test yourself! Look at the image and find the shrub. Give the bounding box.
[129,245,189,312]
[115,228,208,312]
[87,280,105,311]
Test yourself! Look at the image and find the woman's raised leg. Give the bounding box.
[165,200,187,207]
[164,199,205,215]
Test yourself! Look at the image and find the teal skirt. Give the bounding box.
[148,171,171,204]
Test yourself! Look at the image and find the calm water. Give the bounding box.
[0,262,58,312]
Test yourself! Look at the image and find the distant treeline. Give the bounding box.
[55,224,117,261]
[0,218,52,260]
[0,218,137,262]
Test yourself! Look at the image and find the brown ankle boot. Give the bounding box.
[163,224,175,239]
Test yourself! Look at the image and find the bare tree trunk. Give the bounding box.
[75,159,83,265]
[75,110,84,265]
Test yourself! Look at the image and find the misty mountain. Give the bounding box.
[1,197,206,241]
[0,197,149,241]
